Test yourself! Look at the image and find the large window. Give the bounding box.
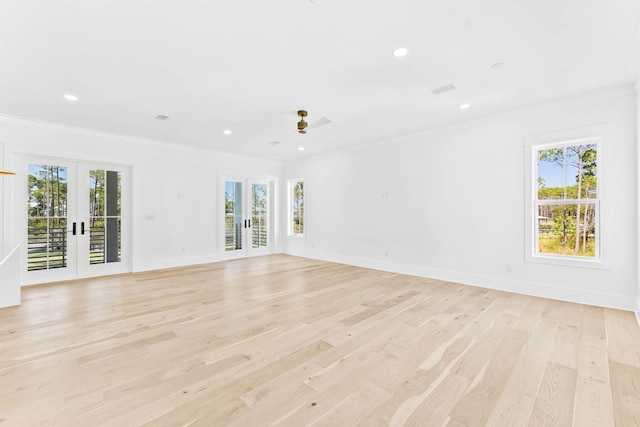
[534,138,599,260]
[289,179,304,236]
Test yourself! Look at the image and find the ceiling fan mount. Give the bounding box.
[297,110,308,134]
[295,109,332,135]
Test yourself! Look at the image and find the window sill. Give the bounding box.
[526,253,609,270]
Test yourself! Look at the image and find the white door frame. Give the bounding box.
[18,157,77,284]
[16,154,131,285]
[219,173,276,260]
[76,162,131,278]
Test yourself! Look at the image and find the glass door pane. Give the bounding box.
[225,181,244,252]
[27,164,69,271]
[89,169,121,264]
[251,183,268,249]
[20,158,128,284]
[77,162,129,277]
[220,176,272,259]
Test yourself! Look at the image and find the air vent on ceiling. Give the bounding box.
[155,114,170,121]
[430,84,456,95]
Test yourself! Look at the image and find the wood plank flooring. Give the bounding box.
[1,254,639,426]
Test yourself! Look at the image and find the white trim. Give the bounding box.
[132,254,221,273]
[294,85,634,164]
[4,139,138,167]
[14,154,134,286]
[0,244,20,307]
[284,248,636,312]
[218,173,278,260]
[287,178,305,238]
[528,253,606,269]
[218,169,279,181]
[0,114,283,166]
[524,123,613,146]
[525,125,612,269]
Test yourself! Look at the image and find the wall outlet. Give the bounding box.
[505,264,511,273]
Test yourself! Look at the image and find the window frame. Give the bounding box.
[524,124,610,269]
[533,138,600,261]
[288,178,305,238]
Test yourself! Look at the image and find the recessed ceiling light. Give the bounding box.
[298,147,305,151]
[392,47,409,57]
[155,114,170,121]
[491,62,505,70]
[459,103,471,110]
[63,94,78,101]
[270,141,280,146]
[223,130,232,135]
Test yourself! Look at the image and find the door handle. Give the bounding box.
[244,219,247,228]
[72,222,77,236]
[248,219,251,228]
[81,222,85,235]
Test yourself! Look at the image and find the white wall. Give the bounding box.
[0,116,282,278]
[283,86,638,311]
[0,246,20,307]
[1,87,637,313]
[637,78,640,318]
[0,142,6,250]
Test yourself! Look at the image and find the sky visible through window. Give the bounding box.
[537,149,580,189]
[29,164,68,181]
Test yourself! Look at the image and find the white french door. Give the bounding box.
[221,176,272,259]
[18,156,130,284]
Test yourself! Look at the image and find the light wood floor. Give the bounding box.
[1,255,639,426]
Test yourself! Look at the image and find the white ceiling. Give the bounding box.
[1,0,639,160]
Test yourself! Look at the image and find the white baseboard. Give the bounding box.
[284,248,637,312]
[133,254,220,273]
